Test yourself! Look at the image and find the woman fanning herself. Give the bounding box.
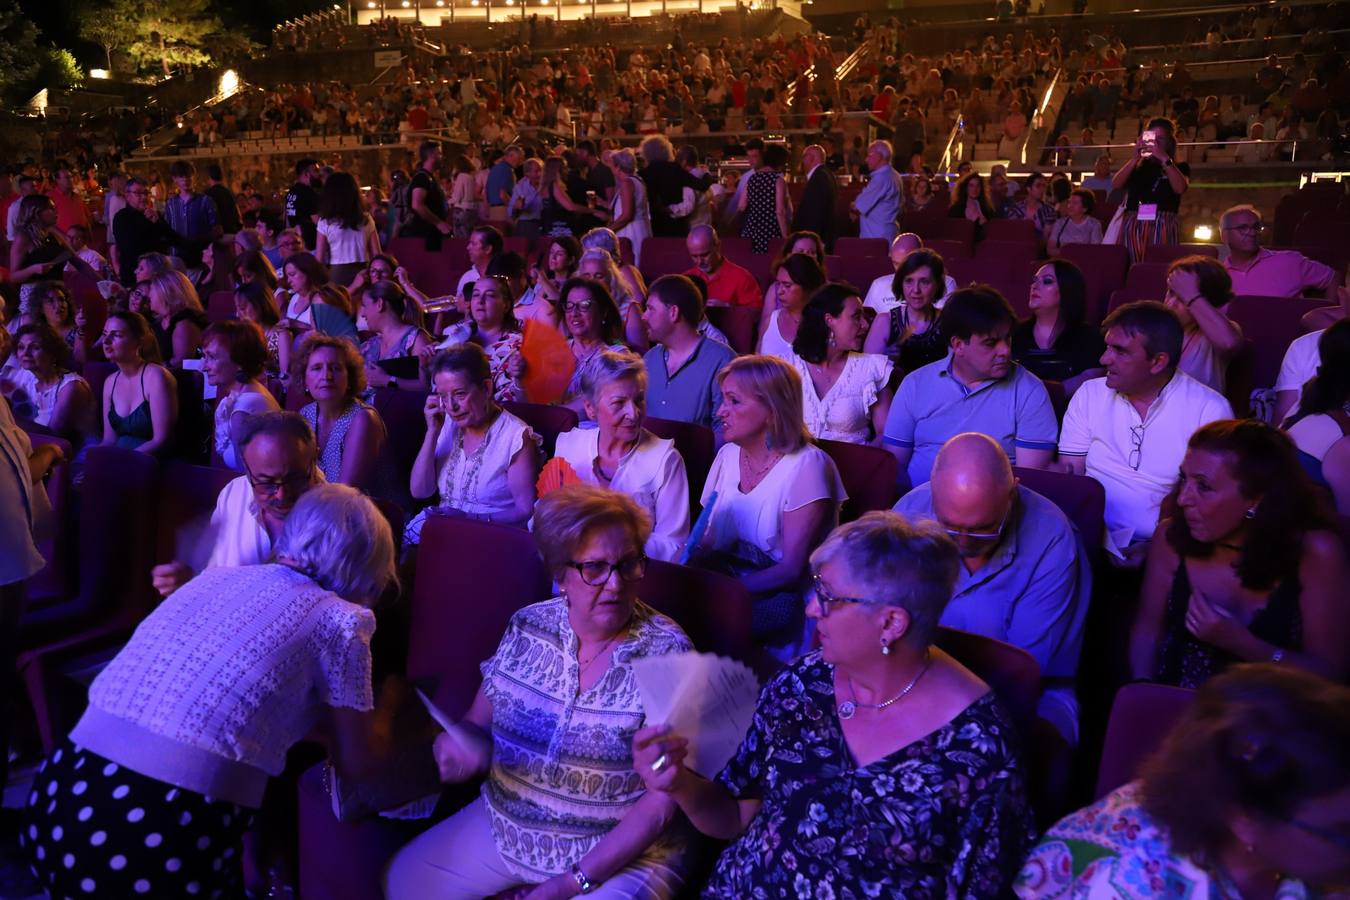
[636,512,1036,898]
[693,355,845,648]
[98,310,178,455]
[404,344,540,545]
[386,485,695,899]
[1131,419,1350,688]
[294,333,387,491]
[790,282,895,447]
[756,254,826,361]
[554,351,690,562]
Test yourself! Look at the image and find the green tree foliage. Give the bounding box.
[78,0,137,72]
[36,47,85,90]
[122,0,224,78]
[0,0,44,102]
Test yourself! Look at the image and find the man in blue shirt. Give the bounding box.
[850,139,904,242]
[641,274,736,430]
[164,160,220,269]
[883,286,1059,488]
[895,432,1088,744]
[509,157,543,240]
[485,145,521,224]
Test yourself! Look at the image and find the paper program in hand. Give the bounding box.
[633,652,759,779]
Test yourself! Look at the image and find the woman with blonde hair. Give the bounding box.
[146,269,209,366]
[693,354,846,648]
[578,248,646,349]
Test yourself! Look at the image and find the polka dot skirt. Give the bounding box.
[21,740,255,899]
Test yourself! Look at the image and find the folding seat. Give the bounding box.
[369,386,432,509]
[983,218,1039,244]
[1095,683,1195,799]
[207,289,237,323]
[1057,243,1129,325]
[1142,243,1219,264]
[501,400,579,457]
[1227,294,1334,389]
[17,446,159,751]
[636,559,759,671]
[643,416,716,521]
[1012,465,1106,558]
[833,237,889,259]
[827,254,893,290]
[705,305,757,355]
[20,431,73,605]
[924,238,968,260]
[817,438,898,523]
[1122,261,1169,298]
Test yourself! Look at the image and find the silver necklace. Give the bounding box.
[838,656,932,720]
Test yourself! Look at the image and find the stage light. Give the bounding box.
[90,69,109,79]
[218,69,240,100]
[1193,225,1214,242]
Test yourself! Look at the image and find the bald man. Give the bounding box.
[861,232,959,315]
[791,143,837,251]
[894,432,1088,744]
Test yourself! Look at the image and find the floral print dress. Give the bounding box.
[704,651,1036,899]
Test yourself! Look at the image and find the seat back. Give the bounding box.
[170,367,210,463]
[501,401,579,457]
[817,439,898,523]
[207,290,237,323]
[705,305,758,355]
[1057,243,1129,325]
[637,560,757,667]
[385,236,467,298]
[834,237,889,258]
[369,387,430,504]
[643,416,716,520]
[983,218,1039,244]
[827,254,893,290]
[924,238,968,260]
[21,431,74,603]
[1142,243,1219,264]
[1012,466,1106,555]
[932,217,977,254]
[1227,294,1334,388]
[155,461,239,567]
[1123,261,1169,296]
[81,361,117,428]
[1095,682,1195,798]
[934,626,1040,735]
[408,517,552,718]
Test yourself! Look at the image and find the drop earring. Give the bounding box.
[880,639,891,656]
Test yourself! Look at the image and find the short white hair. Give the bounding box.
[272,484,396,602]
[869,140,893,163]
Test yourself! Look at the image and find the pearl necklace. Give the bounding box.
[838,656,932,720]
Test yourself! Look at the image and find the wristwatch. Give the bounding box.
[571,862,595,894]
[1270,648,1286,664]
[1163,159,1175,168]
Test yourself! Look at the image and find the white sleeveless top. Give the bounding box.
[759,310,797,362]
[614,174,652,266]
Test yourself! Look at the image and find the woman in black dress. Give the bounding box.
[738,143,790,253]
[1011,258,1105,395]
[1130,419,1349,689]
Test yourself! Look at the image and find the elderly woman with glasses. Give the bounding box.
[635,511,1036,898]
[24,484,399,899]
[386,484,696,900]
[554,351,690,562]
[1017,664,1350,899]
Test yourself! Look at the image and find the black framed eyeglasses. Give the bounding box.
[811,573,886,617]
[243,460,315,497]
[1129,424,1145,471]
[568,553,647,586]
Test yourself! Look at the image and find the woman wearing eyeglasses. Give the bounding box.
[1017,664,1350,899]
[560,277,628,416]
[387,484,696,900]
[634,512,1036,899]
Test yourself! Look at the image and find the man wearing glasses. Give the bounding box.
[1220,204,1340,298]
[895,433,1087,745]
[150,412,321,597]
[111,176,180,287]
[1056,302,1231,568]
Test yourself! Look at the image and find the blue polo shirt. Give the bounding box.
[895,483,1088,678]
[485,161,516,209]
[644,337,736,430]
[884,354,1059,487]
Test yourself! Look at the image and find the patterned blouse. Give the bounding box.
[1016,781,1313,900]
[478,597,694,882]
[705,651,1036,899]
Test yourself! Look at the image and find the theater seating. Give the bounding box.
[818,439,899,523]
[705,305,758,355]
[501,400,579,457]
[644,416,716,520]
[1095,682,1195,799]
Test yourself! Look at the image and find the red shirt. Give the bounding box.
[686,260,762,309]
[48,186,89,232]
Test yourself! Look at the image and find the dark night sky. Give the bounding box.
[18,0,333,66]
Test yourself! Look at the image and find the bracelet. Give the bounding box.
[570,862,595,894]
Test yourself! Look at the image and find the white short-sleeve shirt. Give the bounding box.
[700,443,847,566]
[862,272,958,314]
[1274,329,1323,400]
[1058,371,1232,550]
[792,352,894,444]
[554,426,691,562]
[316,215,376,266]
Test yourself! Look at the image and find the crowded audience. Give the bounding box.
[3,5,1350,898]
